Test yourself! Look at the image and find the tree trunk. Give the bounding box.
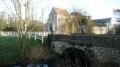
[21,34,26,56]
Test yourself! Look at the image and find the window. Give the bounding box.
[50,26,53,32]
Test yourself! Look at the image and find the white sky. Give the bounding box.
[50,0,120,19]
[0,0,120,23]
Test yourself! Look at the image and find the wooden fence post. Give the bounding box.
[13,32,14,37]
[5,32,7,36]
[42,35,44,44]
[11,32,12,37]
[35,34,36,41]
[17,34,18,37]
[29,33,30,39]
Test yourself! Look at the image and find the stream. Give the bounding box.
[14,64,48,67]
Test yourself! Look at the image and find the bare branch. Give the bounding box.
[2,0,15,15]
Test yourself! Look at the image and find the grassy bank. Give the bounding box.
[0,36,20,65]
[0,36,49,65]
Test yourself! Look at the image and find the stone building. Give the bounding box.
[45,7,117,35]
[92,18,114,34]
[45,7,69,34]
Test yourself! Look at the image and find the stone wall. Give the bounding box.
[51,41,120,63]
[51,41,87,54]
[91,46,120,63]
[48,34,120,49]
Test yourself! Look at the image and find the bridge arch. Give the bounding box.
[59,47,92,67]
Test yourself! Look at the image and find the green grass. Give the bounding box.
[0,36,45,65]
[0,36,20,65]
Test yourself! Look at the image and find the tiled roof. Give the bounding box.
[92,18,111,23]
[93,22,107,27]
[92,18,111,27]
[53,7,69,16]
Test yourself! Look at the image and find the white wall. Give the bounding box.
[92,26,108,34]
[56,15,69,33]
[46,8,57,33]
[46,8,69,34]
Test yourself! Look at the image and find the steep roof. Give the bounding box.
[92,18,111,27]
[92,18,111,23]
[93,22,107,27]
[53,7,69,16]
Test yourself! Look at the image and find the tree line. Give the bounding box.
[0,11,44,32]
[114,9,120,35]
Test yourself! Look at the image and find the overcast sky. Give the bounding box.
[50,0,120,19]
[0,0,120,22]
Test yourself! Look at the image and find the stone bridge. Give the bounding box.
[48,34,120,65]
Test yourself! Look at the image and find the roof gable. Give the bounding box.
[53,7,69,16]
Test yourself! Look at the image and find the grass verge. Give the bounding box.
[0,36,47,65]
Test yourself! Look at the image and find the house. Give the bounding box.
[92,18,114,34]
[45,7,69,34]
[45,7,117,35]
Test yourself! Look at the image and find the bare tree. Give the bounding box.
[113,9,120,35]
[12,0,30,56]
[28,20,44,32]
[0,12,7,31]
[114,9,120,23]
[1,0,48,59]
[2,0,31,56]
[59,9,93,34]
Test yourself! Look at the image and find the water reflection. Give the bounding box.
[14,64,48,67]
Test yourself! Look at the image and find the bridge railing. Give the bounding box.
[48,34,120,49]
